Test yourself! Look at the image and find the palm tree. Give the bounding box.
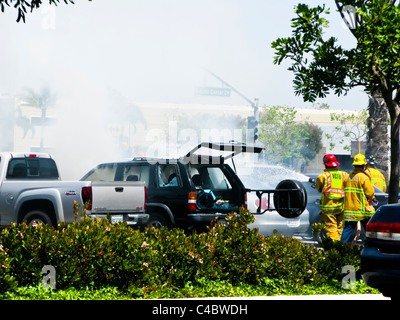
[23,86,57,151]
[106,88,147,155]
[365,92,390,181]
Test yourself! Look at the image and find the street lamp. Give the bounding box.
[335,1,364,36]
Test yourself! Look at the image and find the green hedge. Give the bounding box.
[0,208,361,294]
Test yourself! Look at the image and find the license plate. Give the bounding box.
[111,215,123,224]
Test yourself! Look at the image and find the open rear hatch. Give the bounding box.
[181,142,264,164]
[182,142,307,218]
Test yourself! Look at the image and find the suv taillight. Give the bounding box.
[188,192,196,211]
[244,192,248,209]
[81,186,92,211]
[366,222,400,241]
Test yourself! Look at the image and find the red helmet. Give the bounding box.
[323,154,340,167]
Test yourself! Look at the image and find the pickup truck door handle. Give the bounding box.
[115,187,124,192]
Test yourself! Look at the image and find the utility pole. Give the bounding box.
[204,69,260,142]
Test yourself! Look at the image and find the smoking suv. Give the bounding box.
[81,142,307,231]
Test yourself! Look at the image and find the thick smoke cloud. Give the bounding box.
[0,0,366,179]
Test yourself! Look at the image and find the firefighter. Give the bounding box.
[366,155,387,192]
[315,154,348,241]
[341,153,375,244]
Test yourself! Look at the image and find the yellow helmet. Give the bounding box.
[353,153,367,166]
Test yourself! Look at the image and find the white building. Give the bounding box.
[8,99,365,176]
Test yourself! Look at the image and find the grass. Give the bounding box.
[0,279,379,300]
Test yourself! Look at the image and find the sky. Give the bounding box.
[0,0,366,110]
[0,0,368,178]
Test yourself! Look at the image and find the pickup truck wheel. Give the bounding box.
[22,210,56,227]
[147,213,169,229]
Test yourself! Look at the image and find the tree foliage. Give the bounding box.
[325,110,368,153]
[258,105,322,169]
[22,86,57,150]
[23,86,56,112]
[272,1,400,203]
[0,0,90,22]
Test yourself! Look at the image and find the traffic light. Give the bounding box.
[247,116,259,141]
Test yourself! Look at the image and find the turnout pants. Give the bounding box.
[320,213,344,241]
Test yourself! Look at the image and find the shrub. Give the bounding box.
[0,207,362,294]
[317,237,362,281]
[0,243,18,292]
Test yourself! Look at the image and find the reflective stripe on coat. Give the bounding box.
[366,168,387,192]
[343,168,375,221]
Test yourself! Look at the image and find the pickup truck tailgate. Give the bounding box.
[91,181,146,214]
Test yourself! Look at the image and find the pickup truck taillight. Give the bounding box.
[188,192,196,211]
[81,186,93,211]
[244,192,248,209]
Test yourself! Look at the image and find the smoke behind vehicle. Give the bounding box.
[0,1,367,179]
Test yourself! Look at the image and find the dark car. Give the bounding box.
[361,204,400,299]
[81,142,308,231]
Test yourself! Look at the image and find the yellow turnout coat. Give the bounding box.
[315,168,348,215]
[343,167,375,221]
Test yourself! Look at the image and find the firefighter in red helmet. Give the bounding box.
[315,154,348,241]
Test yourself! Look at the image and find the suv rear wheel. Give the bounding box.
[147,213,170,229]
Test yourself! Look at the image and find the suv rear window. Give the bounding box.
[7,158,59,179]
[190,164,232,190]
[121,164,150,186]
[81,163,150,186]
[157,164,180,187]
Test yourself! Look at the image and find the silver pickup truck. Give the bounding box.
[0,152,148,227]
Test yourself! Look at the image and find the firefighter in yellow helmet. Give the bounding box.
[366,155,387,192]
[341,153,375,244]
[315,154,348,241]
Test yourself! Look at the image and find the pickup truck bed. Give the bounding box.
[0,152,148,228]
